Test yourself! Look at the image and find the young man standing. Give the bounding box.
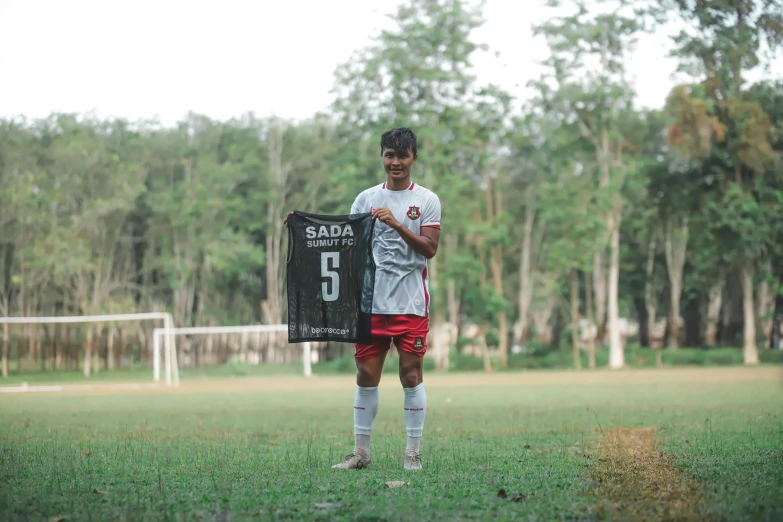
[333,127,441,471]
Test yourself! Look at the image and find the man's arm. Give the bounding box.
[393,222,439,259]
[371,209,440,259]
[349,192,363,215]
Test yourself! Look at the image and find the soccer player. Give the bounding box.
[283,128,440,470]
[333,127,441,471]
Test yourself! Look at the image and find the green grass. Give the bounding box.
[658,388,783,522]
[1,368,782,521]
[0,362,308,387]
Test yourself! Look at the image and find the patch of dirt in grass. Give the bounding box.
[592,427,709,522]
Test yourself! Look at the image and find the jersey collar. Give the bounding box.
[382,181,415,191]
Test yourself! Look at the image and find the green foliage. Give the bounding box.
[449,345,783,371]
[662,1,783,277]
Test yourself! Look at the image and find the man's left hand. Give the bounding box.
[372,208,401,230]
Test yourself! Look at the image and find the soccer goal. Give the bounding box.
[151,324,315,383]
[0,312,177,385]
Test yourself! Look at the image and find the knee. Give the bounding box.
[398,362,422,388]
[356,366,381,387]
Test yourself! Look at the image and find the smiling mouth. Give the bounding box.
[390,169,403,174]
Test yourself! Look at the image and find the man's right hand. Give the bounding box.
[283,211,294,225]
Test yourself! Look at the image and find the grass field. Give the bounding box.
[1,367,782,521]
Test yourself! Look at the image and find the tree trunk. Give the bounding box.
[119,328,126,368]
[0,273,8,378]
[52,323,59,370]
[92,326,100,374]
[16,336,22,373]
[585,271,596,368]
[431,308,449,371]
[490,248,507,366]
[28,327,36,366]
[704,277,725,347]
[428,254,449,371]
[83,327,93,377]
[571,270,581,371]
[515,187,535,345]
[607,217,624,369]
[55,333,63,370]
[261,236,283,320]
[644,236,657,348]
[756,261,776,349]
[93,349,100,374]
[741,265,759,365]
[2,323,8,378]
[664,217,689,349]
[107,327,116,370]
[497,310,508,365]
[593,251,607,344]
[39,326,47,372]
[65,327,72,370]
[480,333,492,373]
[667,287,682,349]
[447,278,459,330]
[261,122,289,331]
[441,235,460,371]
[532,296,556,345]
[485,170,507,367]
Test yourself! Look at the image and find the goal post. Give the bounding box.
[151,324,313,382]
[0,312,177,385]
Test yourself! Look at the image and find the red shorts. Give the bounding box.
[354,314,429,361]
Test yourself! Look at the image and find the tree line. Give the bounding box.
[1,0,781,377]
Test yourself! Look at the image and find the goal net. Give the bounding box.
[0,313,176,385]
[1,314,316,387]
[151,324,316,385]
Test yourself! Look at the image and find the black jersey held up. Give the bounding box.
[286,211,375,344]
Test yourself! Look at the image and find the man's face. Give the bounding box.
[382,147,417,181]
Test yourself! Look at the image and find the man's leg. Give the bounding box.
[351,354,386,457]
[399,350,426,470]
[394,316,429,470]
[333,318,390,470]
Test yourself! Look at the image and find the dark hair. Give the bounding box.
[380,128,417,158]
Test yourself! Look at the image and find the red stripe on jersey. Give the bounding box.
[422,267,429,311]
[382,182,386,189]
[409,182,415,190]
[422,224,440,230]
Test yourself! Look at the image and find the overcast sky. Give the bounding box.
[1,0,780,127]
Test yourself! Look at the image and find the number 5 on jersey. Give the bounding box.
[321,252,340,302]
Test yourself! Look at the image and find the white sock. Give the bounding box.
[353,386,378,455]
[403,382,426,453]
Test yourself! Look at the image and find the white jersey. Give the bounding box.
[350,181,441,317]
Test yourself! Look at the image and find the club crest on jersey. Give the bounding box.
[407,206,421,220]
[414,337,424,351]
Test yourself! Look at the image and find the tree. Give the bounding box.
[533,0,659,368]
[665,0,783,363]
[749,81,783,348]
[0,121,40,376]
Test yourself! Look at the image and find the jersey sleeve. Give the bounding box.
[421,192,441,229]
